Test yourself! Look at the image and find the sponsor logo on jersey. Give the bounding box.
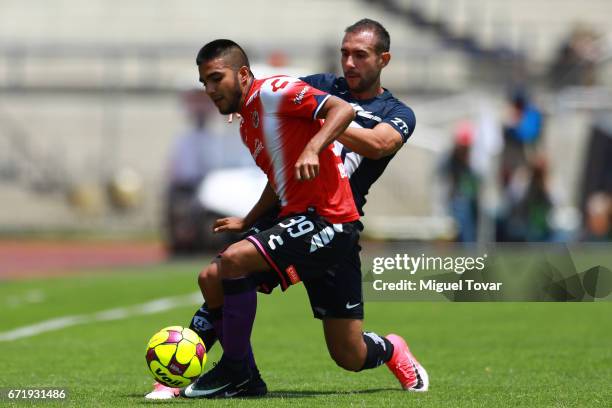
[391,117,410,135]
[252,139,264,161]
[270,78,290,92]
[350,103,382,122]
[252,110,259,128]
[285,265,301,284]
[293,86,310,104]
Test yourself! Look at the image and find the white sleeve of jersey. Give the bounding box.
[259,76,301,114]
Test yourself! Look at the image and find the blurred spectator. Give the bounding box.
[164,89,250,253]
[500,88,544,187]
[168,90,214,187]
[582,192,611,241]
[440,121,481,242]
[167,90,252,186]
[165,90,213,253]
[549,24,601,89]
[580,116,612,216]
[498,156,554,242]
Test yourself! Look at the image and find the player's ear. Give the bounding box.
[238,66,251,85]
[380,52,391,68]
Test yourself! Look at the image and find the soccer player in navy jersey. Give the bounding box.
[146,19,428,400]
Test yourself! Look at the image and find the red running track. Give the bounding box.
[0,240,167,279]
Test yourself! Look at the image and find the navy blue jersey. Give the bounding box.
[301,73,416,215]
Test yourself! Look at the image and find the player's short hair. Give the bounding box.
[195,39,250,70]
[345,18,390,54]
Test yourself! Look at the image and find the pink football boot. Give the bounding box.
[144,382,180,400]
[385,334,429,392]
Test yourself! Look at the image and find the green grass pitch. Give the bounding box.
[0,260,610,407]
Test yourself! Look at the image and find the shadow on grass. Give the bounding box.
[126,387,399,403]
[266,388,399,398]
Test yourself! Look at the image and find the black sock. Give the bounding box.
[188,303,221,351]
[359,332,395,371]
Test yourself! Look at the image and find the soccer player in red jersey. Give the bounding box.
[148,20,429,400]
[181,39,360,398]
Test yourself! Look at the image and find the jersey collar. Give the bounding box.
[239,78,257,114]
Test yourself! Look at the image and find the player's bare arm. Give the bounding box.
[213,181,278,233]
[295,96,355,181]
[339,123,403,159]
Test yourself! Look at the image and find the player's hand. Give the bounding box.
[213,217,246,233]
[295,148,319,181]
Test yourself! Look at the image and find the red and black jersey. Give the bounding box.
[238,76,359,224]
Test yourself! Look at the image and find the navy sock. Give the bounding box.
[221,278,257,362]
[210,307,224,344]
[189,303,220,351]
[359,332,395,371]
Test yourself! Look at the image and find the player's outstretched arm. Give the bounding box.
[295,96,355,181]
[339,124,403,160]
[213,182,278,233]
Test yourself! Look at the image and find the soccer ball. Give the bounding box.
[145,326,207,387]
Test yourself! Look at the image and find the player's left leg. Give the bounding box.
[322,318,428,391]
[307,274,400,375]
[305,245,429,391]
[322,318,367,371]
[323,319,399,373]
[305,249,393,372]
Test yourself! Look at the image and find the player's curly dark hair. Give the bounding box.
[345,18,390,54]
[196,39,250,70]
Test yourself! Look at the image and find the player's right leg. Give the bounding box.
[189,212,281,351]
[146,258,267,400]
[146,211,283,400]
[182,239,271,398]
[182,211,359,398]
[191,259,267,396]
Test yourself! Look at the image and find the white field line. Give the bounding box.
[0,292,202,342]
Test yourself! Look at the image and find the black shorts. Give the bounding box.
[303,242,364,320]
[245,211,358,288]
[246,211,364,320]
